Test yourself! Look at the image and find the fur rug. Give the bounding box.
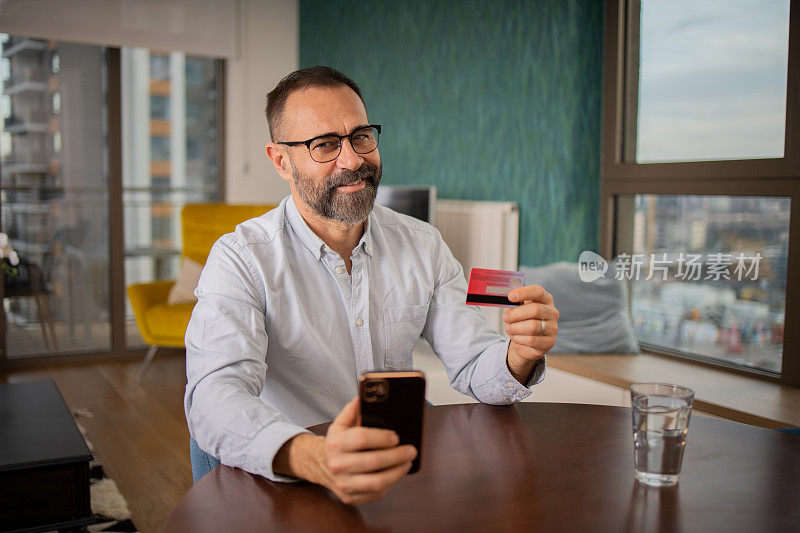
[60,408,140,533]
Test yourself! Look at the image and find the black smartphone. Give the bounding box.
[358,370,426,474]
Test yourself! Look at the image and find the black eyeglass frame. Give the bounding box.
[276,124,382,163]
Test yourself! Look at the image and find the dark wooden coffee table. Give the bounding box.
[0,380,94,532]
[167,403,800,532]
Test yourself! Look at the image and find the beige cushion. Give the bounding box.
[167,258,203,305]
[520,261,639,354]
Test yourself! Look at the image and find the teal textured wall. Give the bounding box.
[299,0,603,267]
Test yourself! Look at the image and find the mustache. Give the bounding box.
[327,163,379,189]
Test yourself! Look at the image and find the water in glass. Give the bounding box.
[631,385,693,487]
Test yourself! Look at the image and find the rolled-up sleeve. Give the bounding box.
[184,236,309,482]
[423,230,546,404]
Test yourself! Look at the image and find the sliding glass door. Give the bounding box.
[0,34,223,359]
[121,49,222,348]
[0,36,110,357]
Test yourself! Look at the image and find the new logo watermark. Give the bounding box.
[578,251,608,282]
[577,251,762,282]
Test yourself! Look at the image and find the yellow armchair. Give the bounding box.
[127,280,191,347]
[128,203,277,382]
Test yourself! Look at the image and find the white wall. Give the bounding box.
[225,0,298,203]
[0,0,238,58]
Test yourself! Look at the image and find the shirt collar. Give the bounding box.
[359,214,375,257]
[285,195,327,260]
[285,195,375,260]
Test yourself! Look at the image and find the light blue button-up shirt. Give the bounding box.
[184,195,544,481]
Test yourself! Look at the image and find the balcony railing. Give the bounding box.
[6,68,49,87]
[4,115,48,133]
[2,37,47,58]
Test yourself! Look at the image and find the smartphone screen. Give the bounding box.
[359,370,426,474]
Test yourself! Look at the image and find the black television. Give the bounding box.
[375,185,437,226]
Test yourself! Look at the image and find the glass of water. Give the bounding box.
[630,383,695,487]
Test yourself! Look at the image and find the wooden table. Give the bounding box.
[167,403,800,532]
[0,380,93,532]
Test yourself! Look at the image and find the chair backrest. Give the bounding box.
[181,203,277,265]
[3,258,47,296]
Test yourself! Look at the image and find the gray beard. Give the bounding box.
[292,162,382,225]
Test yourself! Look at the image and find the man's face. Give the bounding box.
[290,157,382,225]
[277,85,382,225]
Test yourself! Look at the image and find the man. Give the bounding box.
[184,66,559,505]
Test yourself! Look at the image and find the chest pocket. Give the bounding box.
[383,304,429,369]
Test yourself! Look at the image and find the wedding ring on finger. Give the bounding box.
[539,319,546,336]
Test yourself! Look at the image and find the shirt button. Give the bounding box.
[366,245,372,254]
[507,382,514,388]
[335,266,344,274]
[355,318,364,327]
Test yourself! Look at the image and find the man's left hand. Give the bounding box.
[503,285,559,384]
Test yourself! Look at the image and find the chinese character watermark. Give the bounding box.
[577,251,762,282]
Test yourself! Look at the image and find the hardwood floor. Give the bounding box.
[1,350,191,533]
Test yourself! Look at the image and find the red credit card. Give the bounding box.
[466,268,524,308]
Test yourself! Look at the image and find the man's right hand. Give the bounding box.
[273,397,417,505]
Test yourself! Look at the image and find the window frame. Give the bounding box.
[600,0,800,387]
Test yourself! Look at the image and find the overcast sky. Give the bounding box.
[636,0,790,163]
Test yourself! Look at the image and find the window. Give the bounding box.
[122,49,222,348]
[0,36,224,360]
[0,36,111,357]
[149,54,170,80]
[150,95,169,120]
[186,99,203,128]
[624,194,788,374]
[150,177,170,201]
[601,1,799,386]
[186,137,201,160]
[150,201,173,246]
[185,58,206,87]
[150,135,170,160]
[631,0,790,163]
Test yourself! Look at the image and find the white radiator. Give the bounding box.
[434,199,519,332]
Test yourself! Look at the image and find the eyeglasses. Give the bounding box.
[277,125,381,163]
